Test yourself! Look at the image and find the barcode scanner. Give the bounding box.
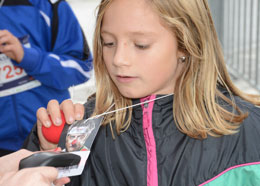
[42,111,66,144]
[19,151,81,170]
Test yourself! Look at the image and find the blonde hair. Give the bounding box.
[92,0,260,139]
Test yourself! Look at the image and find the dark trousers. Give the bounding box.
[0,149,14,157]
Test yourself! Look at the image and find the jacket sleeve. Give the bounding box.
[22,124,41,151]
[199,100,260,186]
[15,1,93,90]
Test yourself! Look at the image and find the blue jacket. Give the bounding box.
[0,0,93,151]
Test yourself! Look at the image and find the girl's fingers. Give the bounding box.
[35,99,84,150]
[36,107,51,128]
[60,100,85,123]
[47,100,62,126]
[37,118,57,151]
[37,101,60,150]
[74,103,85,120]
[60,99,75,124]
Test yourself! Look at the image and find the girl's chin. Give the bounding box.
[119,90,150,99]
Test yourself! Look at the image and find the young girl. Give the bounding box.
[24,0,260,185]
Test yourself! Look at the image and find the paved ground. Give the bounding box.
[67,0,259,103]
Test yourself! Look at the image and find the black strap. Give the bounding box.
[81,29,91,60]
[49,0,63,50]
[3,0,32,6]
[49,0,90,60]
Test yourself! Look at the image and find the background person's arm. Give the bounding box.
[14,1,93,90]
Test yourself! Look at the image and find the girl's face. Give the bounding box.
[101,0,184,98]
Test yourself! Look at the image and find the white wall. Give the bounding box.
[67,0,101,103]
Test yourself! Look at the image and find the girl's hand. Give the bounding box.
[37,99,85,151]
[0,30,24,63]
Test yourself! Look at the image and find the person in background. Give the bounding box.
[0,149,70,186]
[0,0,93,156]
[25,0,260,185]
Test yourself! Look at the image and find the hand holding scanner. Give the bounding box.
[19,151,81,170]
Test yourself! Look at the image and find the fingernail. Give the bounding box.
[76,114,81,120]
[55,118,62,125]
[45,121,51,127]
[69,116,74,123]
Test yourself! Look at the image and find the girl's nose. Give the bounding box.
[113,42,130,67]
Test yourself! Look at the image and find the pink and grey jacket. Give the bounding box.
[24,90,260,186]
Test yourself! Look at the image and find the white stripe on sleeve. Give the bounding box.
[49,54,92,79]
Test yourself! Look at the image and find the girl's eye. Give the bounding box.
[103,42,115,48]
[135,44,149,50]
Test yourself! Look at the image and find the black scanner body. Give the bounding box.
[19,151,81,170]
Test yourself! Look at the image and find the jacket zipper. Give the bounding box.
[141,96,158,186]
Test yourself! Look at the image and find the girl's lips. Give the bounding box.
[116,75,136,83]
